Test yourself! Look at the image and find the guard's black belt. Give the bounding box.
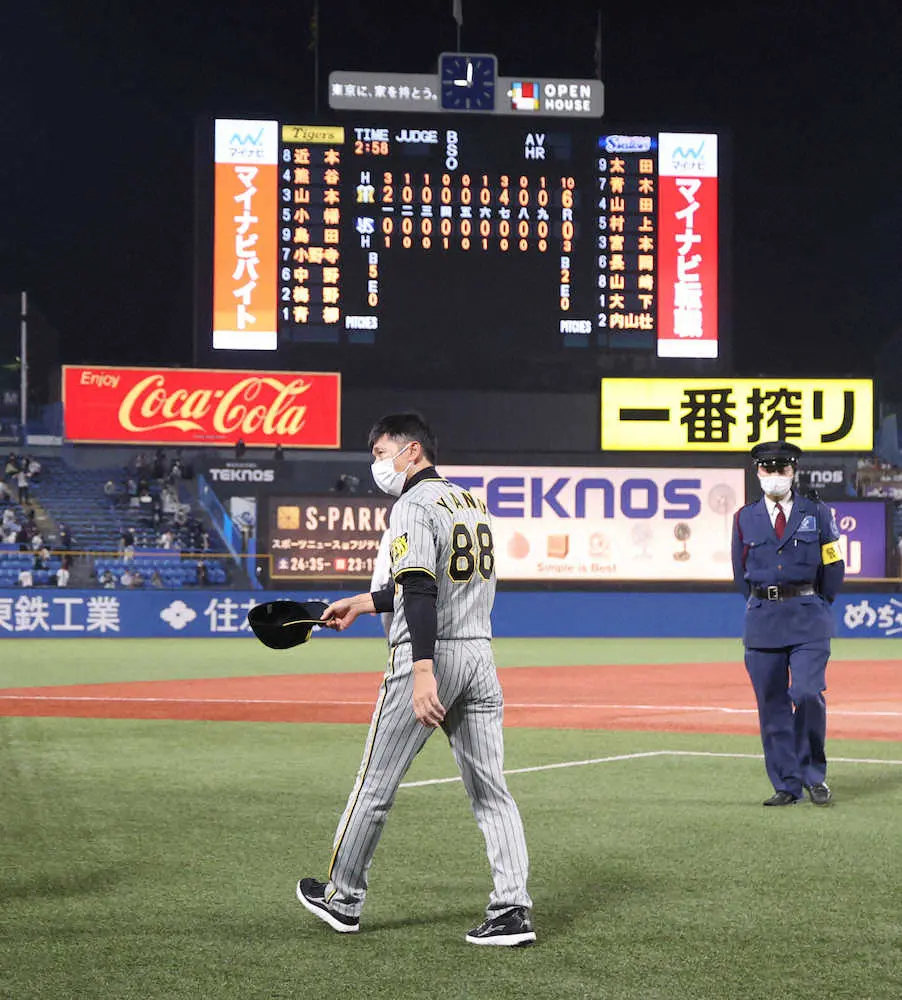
[751,584,817,601]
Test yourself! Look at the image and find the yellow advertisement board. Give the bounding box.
[601,378,873,452]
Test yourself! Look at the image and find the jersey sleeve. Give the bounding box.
[369,528,394,591]
[731,508,750,595]
[388,500,438,581]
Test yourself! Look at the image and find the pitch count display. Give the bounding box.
[202,117,722,386]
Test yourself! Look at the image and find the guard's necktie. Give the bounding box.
[774,502,786,540]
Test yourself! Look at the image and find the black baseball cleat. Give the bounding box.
[763,791,804,806]
[805,782,833,806]
[465,907,536,947]
[296,878,359,933]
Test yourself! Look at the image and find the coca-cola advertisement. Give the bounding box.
[61,366,341,448]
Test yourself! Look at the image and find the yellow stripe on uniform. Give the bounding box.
[394,566,436,580]
[327,648,396,885]
[821,541,843,565]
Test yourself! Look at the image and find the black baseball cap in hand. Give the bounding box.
[247,600,331,649]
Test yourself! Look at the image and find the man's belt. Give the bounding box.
[751,584,817,601]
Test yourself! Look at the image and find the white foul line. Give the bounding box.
[0,694,899,719]
[400,751,668,788]
[399,749,902,789]
[0,695,375,706]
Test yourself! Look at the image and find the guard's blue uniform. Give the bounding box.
[731,493,845,797]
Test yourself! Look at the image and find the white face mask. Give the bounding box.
[371,443,413,497]
[760,474,793,500]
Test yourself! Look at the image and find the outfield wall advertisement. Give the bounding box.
[0,590,899,639]
[441,466,746,581]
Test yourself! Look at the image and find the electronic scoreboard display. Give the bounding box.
[269,495,391,581]
[198,117,724,388]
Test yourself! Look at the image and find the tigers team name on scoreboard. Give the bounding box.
[209,119,720,362]
[601,378,874,452]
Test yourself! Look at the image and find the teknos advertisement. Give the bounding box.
[62,366,341,448]
[441,466,746,581]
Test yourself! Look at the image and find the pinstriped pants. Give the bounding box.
[324,639,532,918]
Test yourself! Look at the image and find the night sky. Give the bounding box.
[4,0,901,380]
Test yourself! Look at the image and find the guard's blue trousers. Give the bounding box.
[744,641,830,796]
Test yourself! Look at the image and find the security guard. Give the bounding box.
[731,440,845,806]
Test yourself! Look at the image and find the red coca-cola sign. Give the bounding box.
[62,366,341,448]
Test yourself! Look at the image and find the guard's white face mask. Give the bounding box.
[760,474,793,500]
[371,443,413,497]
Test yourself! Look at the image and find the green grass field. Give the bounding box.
[2,638,902,1000]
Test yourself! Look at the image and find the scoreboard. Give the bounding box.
[199,117,724,387]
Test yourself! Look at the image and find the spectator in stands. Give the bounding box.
[235,438,246,458]
[120,567,135,588]
[159,528,175,549]
[126,476,138,499]
[27,457,41,480]
[153,449,166,479]
[0,479,10,505]
[59,524,73,550]
[100,569,116,589]
[104,479,117,498]
[150,569,163,588]
[56,564,70,588]
[274,443,284,461]
[151,495,162,529]
[120,530,135,551]
[2,506,15,529]
[197,561,209,586]
[332,473,360,494]
[3,523,18,545]
[136,452,149,478]
[31,530,44,551]
[18,566,33,587]
[34,545,50,571]
[133,570,145,588]
[16,467,30,503]
[4,454,18,480]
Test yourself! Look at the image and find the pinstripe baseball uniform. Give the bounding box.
[323,471,532,919]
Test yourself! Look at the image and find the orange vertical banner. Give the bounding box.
[212,119,279,351]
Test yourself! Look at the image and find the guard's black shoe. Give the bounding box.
[805,782,833,806]
[465,906,536,947]
[296,878,359,933]
[763,790,804,806]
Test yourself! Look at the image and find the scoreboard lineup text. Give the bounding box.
[209,119,720,365]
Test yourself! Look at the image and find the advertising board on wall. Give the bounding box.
[62,366,341,448]
[441,466,746,581]
[1,589,899,640]
[268,495,392,581]
[600,378,874,452]
[828,501,887,578]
